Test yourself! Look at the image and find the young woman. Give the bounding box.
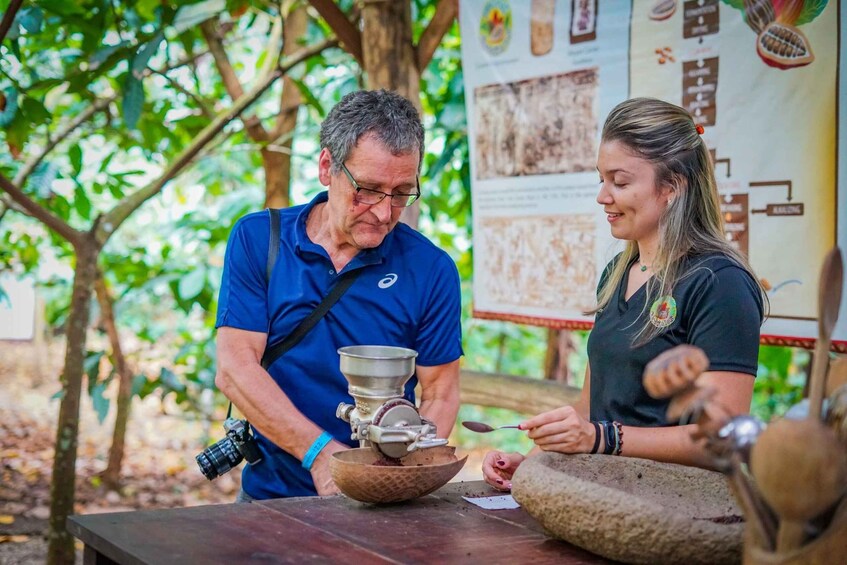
[483,98,766,490]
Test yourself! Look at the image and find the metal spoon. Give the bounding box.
[461,421,521,433]
[713,416,777,550]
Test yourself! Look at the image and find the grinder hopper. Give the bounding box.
[336,345,447,459]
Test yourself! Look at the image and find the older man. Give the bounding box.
[214,90,463,500]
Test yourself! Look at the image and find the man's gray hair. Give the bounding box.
[319,89,424,174]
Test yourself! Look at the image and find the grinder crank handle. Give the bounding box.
[406,420,448,452]
[407,436,448,452]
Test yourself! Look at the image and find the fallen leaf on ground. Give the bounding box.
[0,535,30,543]
[0,515,13,525]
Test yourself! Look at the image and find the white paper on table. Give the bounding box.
[461,494,520,510]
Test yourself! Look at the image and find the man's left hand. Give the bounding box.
[310,440,347,496]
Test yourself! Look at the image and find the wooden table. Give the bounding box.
[68,480,613,564]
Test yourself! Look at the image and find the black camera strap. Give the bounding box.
[225,208,363,419]
[259,208,363,370]
[260,268,361,369]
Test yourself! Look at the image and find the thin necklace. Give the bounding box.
[638,258,650,272]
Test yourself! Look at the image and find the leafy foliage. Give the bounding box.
[752,345,808,422]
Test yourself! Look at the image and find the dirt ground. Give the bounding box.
[0,339,485,564]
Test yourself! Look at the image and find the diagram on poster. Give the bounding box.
[474,69,598,179]
[476,214,597,313]
[460,0,844,349]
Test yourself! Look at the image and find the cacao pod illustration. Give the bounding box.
[756,21,814,69]
[724,0,829,70]
[776,0,804,25]
[742,0,775,33]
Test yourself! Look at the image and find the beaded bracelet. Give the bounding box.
[302,431,333,471]
[612,421,624,456]
[590,421,602,454]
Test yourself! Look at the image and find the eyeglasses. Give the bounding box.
[339,162,420,208]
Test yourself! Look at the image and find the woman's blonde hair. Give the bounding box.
[590,97,766,344]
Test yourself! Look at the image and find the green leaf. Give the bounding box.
[90,381,110,423]
[796,0,829,25]
[19,7,44,34]
[0,87,19,128]
[69,145,82,175]
[426,137,461,180]
[178,267,206,300]
[173,0,225,34]
[132,374,148,396]
[290,78,325,117]
[73,184,92,219]
[30,162,59,198]
[32,0,86,17]
[159,367,186,392]
[90,40,130,67]
[21,96,51,125]
[83,350,105,383]
[132,31,164,75]
[719,0,744,10]
[122,73,144,129]
[135,0,161,21]
[98,152,115,174]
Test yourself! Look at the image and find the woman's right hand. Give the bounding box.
[482,450,525,491]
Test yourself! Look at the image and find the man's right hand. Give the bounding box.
[309,440,348,496]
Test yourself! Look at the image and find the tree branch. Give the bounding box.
[14,96,116,188]
[415,0,457,71]
[307,0,363,66]
[97,38,336,244]
[0,0,23,46]
[271,4,313,140]
[0,172,81,247]
[200,19,269,142]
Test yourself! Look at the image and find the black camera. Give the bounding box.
[196,418,263,480]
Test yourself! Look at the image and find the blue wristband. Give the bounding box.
[302,431,333,471]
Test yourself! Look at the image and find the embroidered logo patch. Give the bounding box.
[649,295,677,328]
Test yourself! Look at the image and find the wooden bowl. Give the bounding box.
[330,446,467,504]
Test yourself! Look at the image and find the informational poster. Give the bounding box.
[460,0,846,350]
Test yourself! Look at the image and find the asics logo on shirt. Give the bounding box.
[378,273,398,289]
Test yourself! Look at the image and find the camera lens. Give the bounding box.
[196,437,243,480]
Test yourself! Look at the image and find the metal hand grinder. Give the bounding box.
[336,345,447,459]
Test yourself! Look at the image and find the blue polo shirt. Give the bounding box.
[215,191,463,498]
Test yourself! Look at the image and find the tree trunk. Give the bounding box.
[361,1,417,97]
[46,239,98,565]
[95,274,134,490]
[544,329,576,384]
[361,0,421,228]
[261,149,290,209]
[264,4,307,209]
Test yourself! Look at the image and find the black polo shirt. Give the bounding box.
[587,252,763,427]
